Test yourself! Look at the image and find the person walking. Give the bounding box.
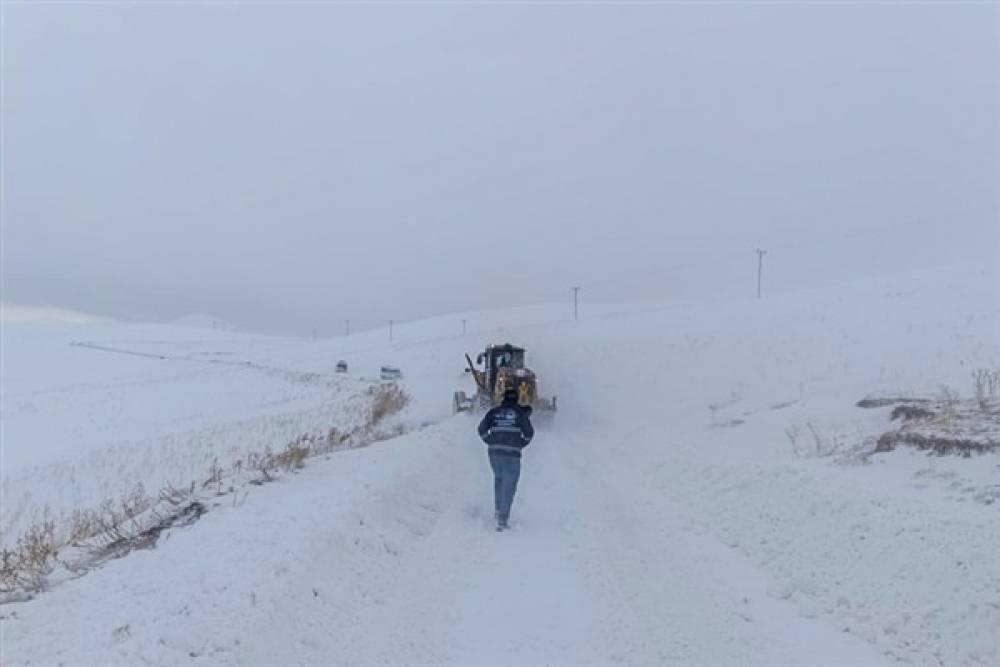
[477,388,534,531]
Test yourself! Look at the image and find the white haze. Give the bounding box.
[3,3,997,334]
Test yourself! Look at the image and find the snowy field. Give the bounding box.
[1,264,998,666]
[2,322,405,550]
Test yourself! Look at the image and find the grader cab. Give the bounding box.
[453,343,557,414]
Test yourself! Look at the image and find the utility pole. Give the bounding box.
[345,319,350,336]
[389,320,394,342]
[572,286,581,321]
[461,319,467,336]
[755,248,767,299]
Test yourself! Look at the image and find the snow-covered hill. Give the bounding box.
[168,314,242,332]
[1,264,997,666]
[1,303,106,326]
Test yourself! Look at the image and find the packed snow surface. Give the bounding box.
[1,264,998,666]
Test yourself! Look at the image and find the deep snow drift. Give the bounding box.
[1,264,997,666]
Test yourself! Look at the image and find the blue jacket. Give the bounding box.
[477,402,534,456]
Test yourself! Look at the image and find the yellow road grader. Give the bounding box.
[453,343,557,414]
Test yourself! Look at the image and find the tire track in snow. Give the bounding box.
[260,417,890,665]
[551,431,891,667]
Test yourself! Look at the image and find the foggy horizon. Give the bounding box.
[4,2,998,335]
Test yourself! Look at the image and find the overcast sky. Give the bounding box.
[3,2,997,335]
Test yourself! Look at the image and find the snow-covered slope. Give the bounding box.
[0,303,106,326]
[1,264,997,666]
[1,322,397,549]
[168,314,242,332]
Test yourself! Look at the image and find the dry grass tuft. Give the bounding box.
[0,521,58,595]
[369,382,410,427]
[873,397,1000,457]
[972,368,1000,411]
[270,437,312,470]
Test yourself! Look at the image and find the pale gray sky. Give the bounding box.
[3,2,998,334]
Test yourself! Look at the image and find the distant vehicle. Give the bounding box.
[335,360,348,373]
[380,365,402,380]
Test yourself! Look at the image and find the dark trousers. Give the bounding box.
[488,451,521,523]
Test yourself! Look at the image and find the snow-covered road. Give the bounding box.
[2,417,889,666]
[420,422,888,667]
